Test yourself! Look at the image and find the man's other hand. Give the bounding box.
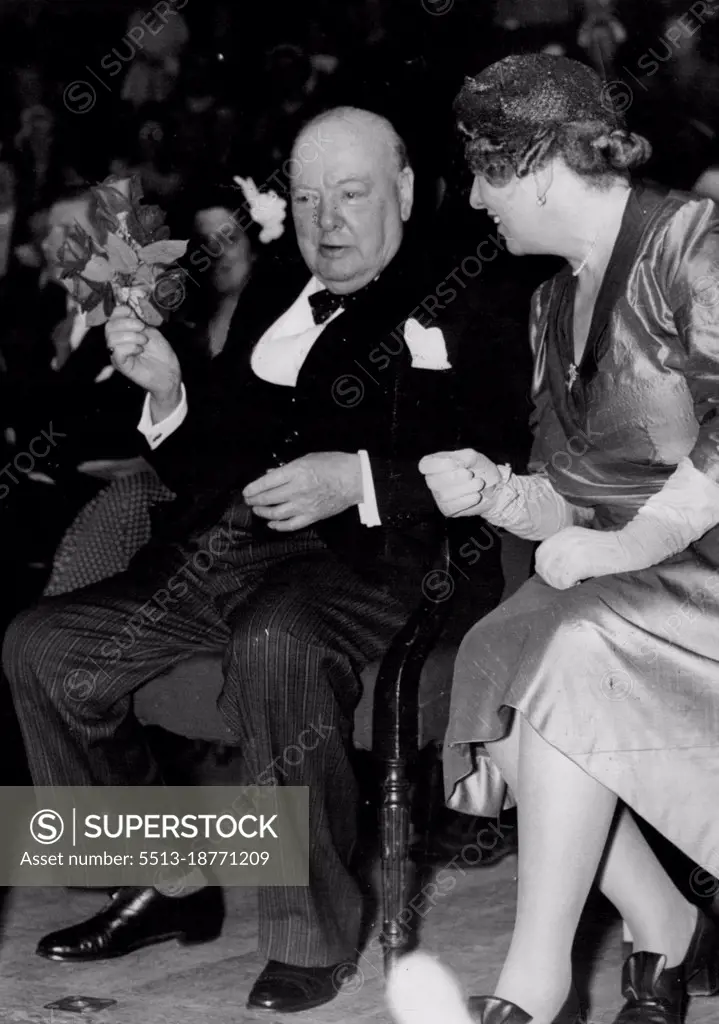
[243,453,363,531]
[105,305,182,418]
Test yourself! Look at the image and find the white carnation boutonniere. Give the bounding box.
[233,176,287,243]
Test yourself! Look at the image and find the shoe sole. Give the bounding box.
[246,991,339,1014]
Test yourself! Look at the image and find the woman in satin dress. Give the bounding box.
[420,54,719,1024]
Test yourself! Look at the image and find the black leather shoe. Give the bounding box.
[623,909,719,998]
[613,953,685,1024]
[37,886,224,961]
[246,960,343,1013]
[618,909,719,1009]
[683,909,719,997]
[469,989,583,1023]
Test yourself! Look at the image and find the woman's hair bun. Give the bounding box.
[591,130,652,172]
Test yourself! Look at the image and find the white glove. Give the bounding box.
[419,450,592,539]
[418,449,502,517]
[536,457,719,589]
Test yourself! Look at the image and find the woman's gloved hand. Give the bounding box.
[535,457,719,589]
[535,526,630,589]
[418,449,503,517]
[419,451,586,540]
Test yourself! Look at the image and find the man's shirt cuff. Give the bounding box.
[137,385,188,449]
[357,449,381,527]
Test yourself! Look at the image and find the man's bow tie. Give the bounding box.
[308,289,347,325]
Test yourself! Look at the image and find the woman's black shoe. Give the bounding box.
[612,952,685,1024]
[469,989,583,1023]
[683,909,719,997]
[36,885,224,961]
[624,910,719,998]
[615,909,719,1019]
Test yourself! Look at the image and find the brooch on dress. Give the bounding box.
[566,362,579,391]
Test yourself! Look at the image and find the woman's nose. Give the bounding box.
[469,178,484,210]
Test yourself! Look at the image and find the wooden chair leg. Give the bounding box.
[379,755,412,973]
[411,742,444,862]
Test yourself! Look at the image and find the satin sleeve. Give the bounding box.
[664,198,719,484]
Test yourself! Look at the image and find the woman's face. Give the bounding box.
[212,232,252,296]
[470,173,544,256]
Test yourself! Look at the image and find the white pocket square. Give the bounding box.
[403,318,451,370]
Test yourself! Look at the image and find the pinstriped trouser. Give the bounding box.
[2,500,410,966]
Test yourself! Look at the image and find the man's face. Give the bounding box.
[290,118,414,294]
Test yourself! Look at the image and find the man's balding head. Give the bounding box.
[296,107,410,176]
[289,107,414,294]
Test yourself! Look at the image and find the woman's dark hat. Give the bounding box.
[457,52,624,138]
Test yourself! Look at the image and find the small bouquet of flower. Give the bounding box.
[55,174,188,327]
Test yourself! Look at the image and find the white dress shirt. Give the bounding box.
[138,277,381,525]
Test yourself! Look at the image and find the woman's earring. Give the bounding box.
[537,194,547,207]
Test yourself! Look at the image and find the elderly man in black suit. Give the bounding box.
[3,106,525,1013]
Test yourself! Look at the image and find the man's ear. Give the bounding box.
[398,166,415,222]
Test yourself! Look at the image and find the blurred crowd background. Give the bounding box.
[1,0,719,627]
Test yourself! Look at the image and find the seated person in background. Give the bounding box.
[4,105,530,1016]
[184,205,255,358]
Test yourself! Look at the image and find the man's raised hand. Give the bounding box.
[105,305,182,418]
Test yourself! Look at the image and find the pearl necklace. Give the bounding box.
[572,233,599,277]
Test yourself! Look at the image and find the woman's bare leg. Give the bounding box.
[486,717,697,1022]
[489,716,617,1022]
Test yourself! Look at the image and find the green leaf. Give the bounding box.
[82,287,104,311]
[105,234,139,274]
[86,303,109,327]
[82,255,114,283]
[94,182,132,216]
[88,193,118,239]
[132,292,164,326]
[132,263,156,287]
[83,275,110,295]
[137,240,188,265]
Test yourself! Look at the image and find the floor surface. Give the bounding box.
[2,858,719,1024]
